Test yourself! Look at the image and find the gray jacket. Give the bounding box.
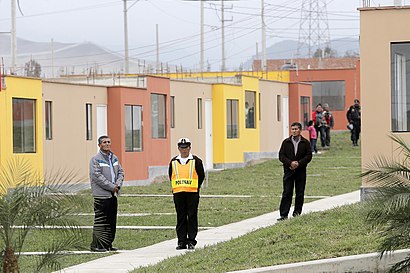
[89,150,125,198]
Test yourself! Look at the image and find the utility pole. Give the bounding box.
[261,0,266,71]
[200,0,204,77]
[221,0,226,71]
[123,0,129,74]
[156,24,160,74]
[11,0,16,74]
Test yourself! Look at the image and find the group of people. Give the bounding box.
[308,103,334,154]
[89,99,362,251]
[89,135,204,252]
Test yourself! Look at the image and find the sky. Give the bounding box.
[0,0,403,70]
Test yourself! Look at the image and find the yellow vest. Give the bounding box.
[171,159,199,193]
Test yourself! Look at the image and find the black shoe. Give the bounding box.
[187,243,195,250]
[90,247,107,252]
[108,247,118,251]
[176,243,187,250]
[292,212,300,217]
[277,216,288,221]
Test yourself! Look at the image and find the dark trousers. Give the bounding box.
[315,126,326,147]
[91,196,118,249]
[173,192,200,246]
[351,123,361,144]
[324,126,331,146]
[279,169,307,217]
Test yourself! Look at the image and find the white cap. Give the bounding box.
[177,138,191,147]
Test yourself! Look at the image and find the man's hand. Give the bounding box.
[112,185,119,194]
[290,161,299,170]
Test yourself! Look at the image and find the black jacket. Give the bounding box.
[279,136,312,170]
[168,155,205,189]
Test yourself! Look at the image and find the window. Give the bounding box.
[125,105,142,151]
[170,96,175,128]
[245,91,256,128]
[300,96,311,129]
[259,93,261,121]
[227,99,239,138]
[151,94,166,138]
[86,103,92,140]
[197,98,203,129]
[13,98,36,153]
[311,81,345,111]
[277,95,281,122]
[391,43,410,131]
[45,101,52,140]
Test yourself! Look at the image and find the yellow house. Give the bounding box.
[212,76,260,168]
[0,76,44,186]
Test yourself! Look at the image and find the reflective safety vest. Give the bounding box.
[171,159,199,193]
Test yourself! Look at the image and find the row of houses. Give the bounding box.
[1,73,316,185]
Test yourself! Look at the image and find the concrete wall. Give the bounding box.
[360,6,410,194]
[259,80,289,154]
[42,81,107,182]
[170,80,212,165]
[288,82,312,139]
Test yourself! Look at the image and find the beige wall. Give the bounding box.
[42,81,107,182]
[259,80,289,153]
[170,80,213,165]
[360,6,410,189]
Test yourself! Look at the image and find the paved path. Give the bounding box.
[56,191,360,273]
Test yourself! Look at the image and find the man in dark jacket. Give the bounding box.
[277,122,312,221]
[168,138,205,250]
[346,99,361,146]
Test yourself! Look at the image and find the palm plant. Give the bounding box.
[361,135,410,273]
[0,158,91,273]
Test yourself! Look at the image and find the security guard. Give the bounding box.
[168,138,205,250]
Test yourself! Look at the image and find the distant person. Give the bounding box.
[346,99,361,146]
[312,104,326,148]
[169,138,205,250]
[307,120,318,154]
[89,135,124,252]
[323,103,334,147]
[277,122,312,221]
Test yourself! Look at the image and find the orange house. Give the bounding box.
[107,76,171,182]
[288,82,312,139]
[290,66,360,131]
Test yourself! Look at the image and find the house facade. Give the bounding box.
[360,5,410,198]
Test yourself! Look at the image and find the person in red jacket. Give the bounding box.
[277,122,312,221]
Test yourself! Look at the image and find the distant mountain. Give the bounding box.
[0,36,359,77]
[243,37,360,69]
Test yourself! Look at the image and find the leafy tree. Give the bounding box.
[0,158,91,273]
[313,46,337,58]
[362,135,410,273]
[24,59,41,78]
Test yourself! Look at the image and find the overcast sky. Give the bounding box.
[0,0,403,69]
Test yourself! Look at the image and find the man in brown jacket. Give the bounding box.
[277,122,312,221]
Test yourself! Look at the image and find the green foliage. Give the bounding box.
[0,158,91,273]
[362,135,410,273]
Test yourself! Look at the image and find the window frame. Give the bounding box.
[12,98,36,153]
[227,99,239,139]
[125,105,143,152]
[300,96,311,129]
[151,93,167,139]
[45,101,53,140]
[86,103,92,140]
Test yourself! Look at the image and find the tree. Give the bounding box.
[0,158,91,273]
[24,59,41,78]
[361,135,410,273]
[313,46,337,58]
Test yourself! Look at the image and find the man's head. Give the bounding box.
[354,99,360,106]
[98,135,111,154]
[290,122,302,138]
[315,103,323,112]
[323,103,329,110]
[177,137,191,157]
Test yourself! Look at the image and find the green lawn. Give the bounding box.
[5,131,366,272]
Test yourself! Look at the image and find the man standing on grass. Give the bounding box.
[169,138,205,250]
[277,122,312,221]
[89,135,124,252]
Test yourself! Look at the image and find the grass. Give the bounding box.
[2,131,365,272]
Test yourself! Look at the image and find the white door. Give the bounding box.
[96,105,107,151]
[205,100,213,170]
[282,96,289,140]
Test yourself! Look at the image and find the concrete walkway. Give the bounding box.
[56,191,360,273]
